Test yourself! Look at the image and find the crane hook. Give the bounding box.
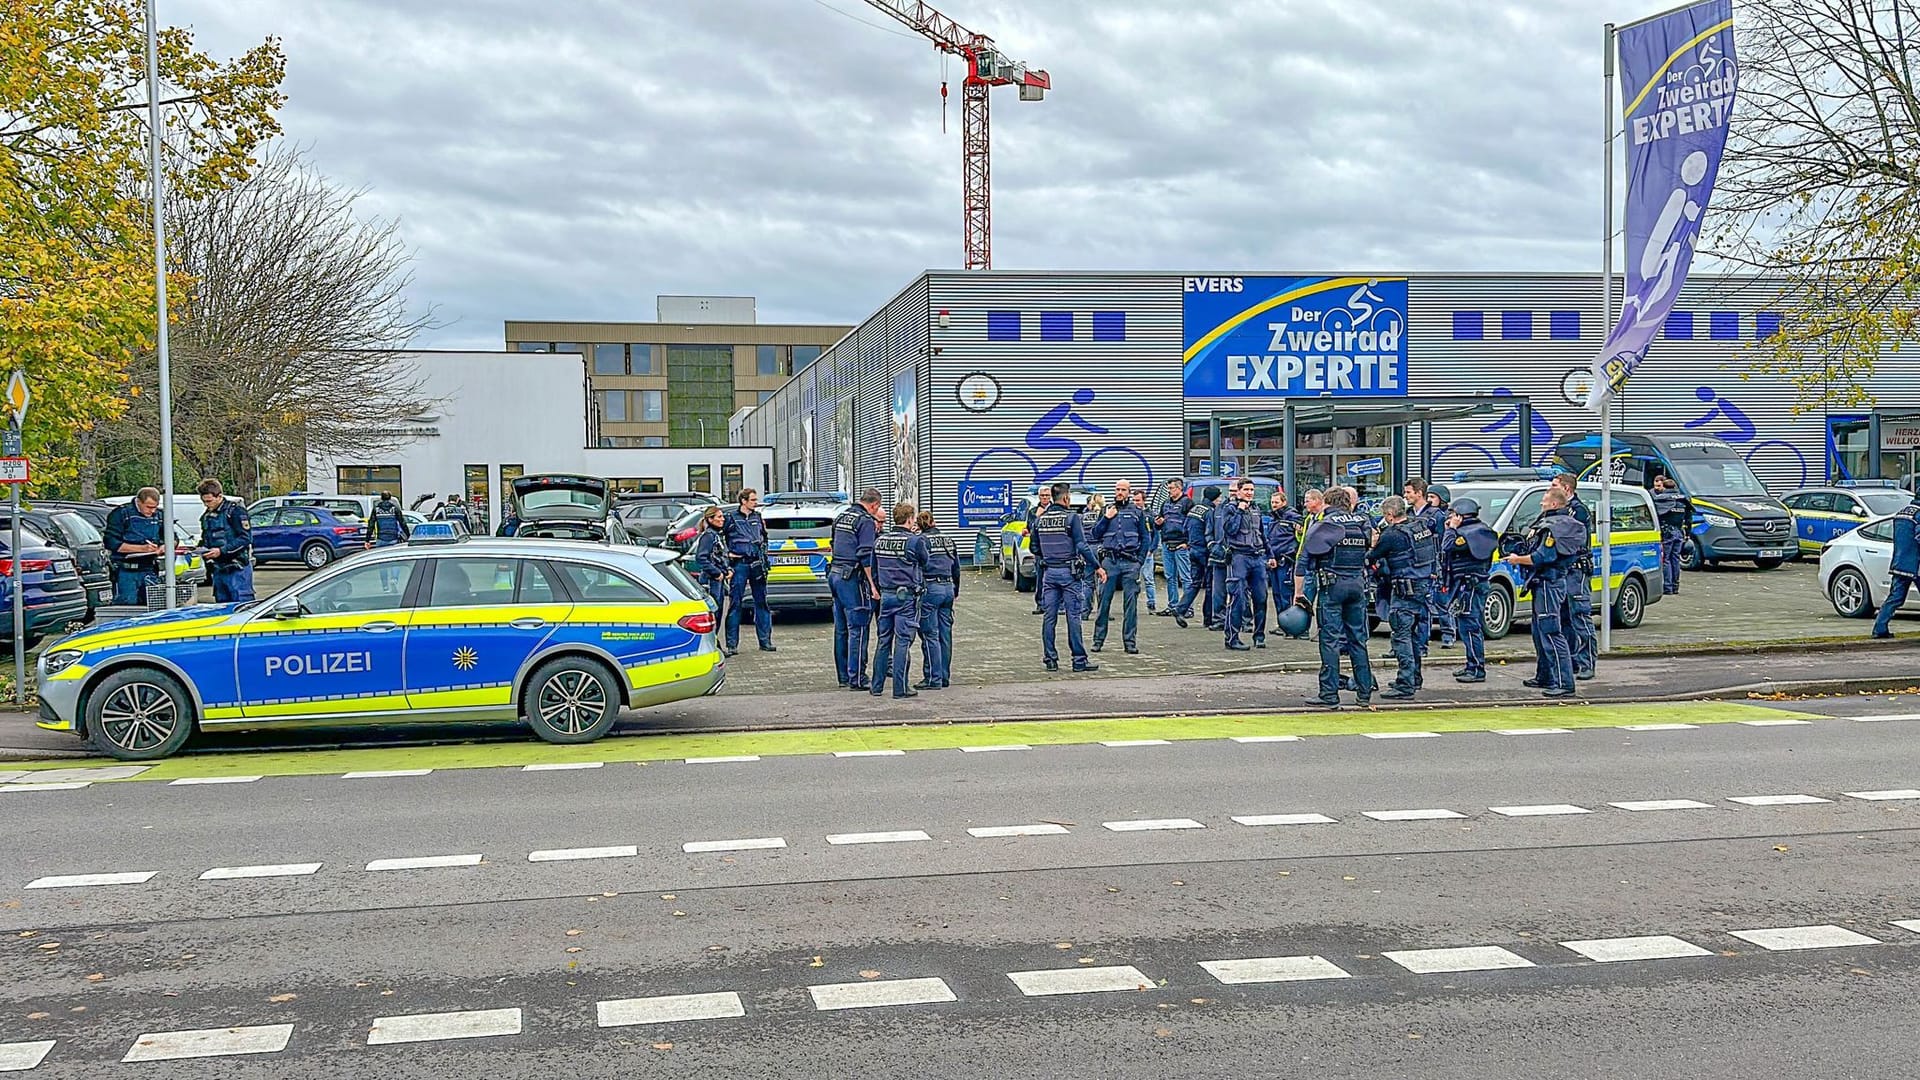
[940,79,948,134]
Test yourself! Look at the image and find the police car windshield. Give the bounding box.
[1671,457,1768,496]
[1442,486,1518,523]
[1861,491,1915,516]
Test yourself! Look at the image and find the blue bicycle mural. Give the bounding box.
[1431,387,1556,474]
[961,388,1156,493]
[1684,386,1809,487]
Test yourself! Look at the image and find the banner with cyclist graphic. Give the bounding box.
[1588,0,1737,412]
[1181,276,1408,399]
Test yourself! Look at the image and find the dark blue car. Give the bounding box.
[251,506,366,569]
[0,525,91,645]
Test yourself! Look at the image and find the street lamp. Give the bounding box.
[145,0,178,609]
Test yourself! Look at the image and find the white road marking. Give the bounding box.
[0,771,23,784]
[0,782,91,792]
[1488,804,1592,817]
[1363,809,1466,821]
[1383,946,1535,974]
[597,991,745,1027]
[958,744,1031,753]
[367,1008,522,1045]
[17,765,145,782]
[1230,735,1303,743]
[168,776,261,786]
[1101,818,1205,832]
[1232,813,1337,826]
[1608,799,1713,812]
[808,977,956,1011]
[1738,718,1814,727]
[521,762,603,772]
[967,824,1070,838]
[200,863,322,880]
[0,1041,55,1072]
[1856,713,1920,722]
[1361,731,1441,740]
[1844,789,1920,801]
[1730,925,1881,951]
[121,1024,293,1062]
[1101,740,1171,747]
[343,770,431,779]
[825,831,930,845]
[1892,920,1920,935]
[364,854,483,872]
[1559,935,1713,963]
[1728,794,1831,806]
[683,837,787,853]
[833,750,906,758]
[1007,965,1154,997]
[1200,955,1350,984]
[1619,723,1697,731]
[1493,728,1573,736]
[25,871,156,889]
[527,846,636,863]
[685,756,760,764]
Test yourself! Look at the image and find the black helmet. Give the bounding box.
[1276,598,1312,638]
[1452,496,1480,517]
[1428,483,1450,505]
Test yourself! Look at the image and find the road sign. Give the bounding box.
[1,427,19,457]
[4,371,27,430]
[1346,457,1385,477]
[0,458,29,484]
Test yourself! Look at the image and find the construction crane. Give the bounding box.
[859,0,1049,270]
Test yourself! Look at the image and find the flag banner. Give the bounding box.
[1588,0,1737,413]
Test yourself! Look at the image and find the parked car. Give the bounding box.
[0,524,91,645]
[510,474,634,545]
[995,486,1096,592]
[0,506,111,618]
[1820,514,1920,619]
[615,491,717,544]
[1782,481,1916,556]
[760,502,843,610]
[658,505,711,558]
[764,491,848,505]
[250,506,367,569]
[248,492,375,521]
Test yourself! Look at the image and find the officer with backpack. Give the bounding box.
[1444,497,1499,683]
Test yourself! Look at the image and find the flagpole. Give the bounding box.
[1600,21,1616,655]
[146,0,178,610]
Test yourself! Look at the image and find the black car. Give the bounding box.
[615,491,718,544]
[0,506,112,617]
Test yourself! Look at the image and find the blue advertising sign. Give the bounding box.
[956,480,1012,528]
[1345,457,1385,478]
[1588,1,1736,412]
[1182,276,1408,399]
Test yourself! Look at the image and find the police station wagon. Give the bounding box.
[34,538,724,760]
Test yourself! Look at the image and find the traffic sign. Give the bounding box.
[1346,457,1386,477]
[4,371,27,430]
[1,427,19,457]
[0,458,29,484]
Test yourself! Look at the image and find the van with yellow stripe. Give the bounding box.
[34,538,724,761]
[1556,432,1796,570]
[1445,476,1664,640]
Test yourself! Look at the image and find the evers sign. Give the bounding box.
[1182,276,1408,398]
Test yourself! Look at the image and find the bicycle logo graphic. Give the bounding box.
[961,388,1155,493]
[1432,387,1556,472]
[1684,386,1807,486]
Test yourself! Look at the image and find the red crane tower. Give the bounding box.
[859,1,1050,270]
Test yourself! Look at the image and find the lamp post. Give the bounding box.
[145,0,178,609]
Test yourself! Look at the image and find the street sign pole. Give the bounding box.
[10,455,20,706]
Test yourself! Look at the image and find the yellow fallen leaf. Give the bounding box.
[1190,998,1209,1005]
[1171,880,1185,886]
[68,1007,84,1013]
[1054,942,1073,950]
[672,911,686,917]
[380,989,395,996]
[602,892,618,898]
[37,942,59,950]
[859,970,881,979]
[18,930,34,938]
[652,1042,673,1051]
[565,947,583,954]
[1078,958,1095,965]
[269,993,297,1003]
[26,1012,48,1020]
[1154,1028,1173,1037]
[661,894,676,901]
[565,929,583,936]
[84,973,104,982]
[1774,845,1790,852]
[809,956,826,968]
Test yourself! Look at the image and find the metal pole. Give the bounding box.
[147,0,178,610]
[1600,21,1616,655]
[11,478,22,705]
[1282,405,1297,508]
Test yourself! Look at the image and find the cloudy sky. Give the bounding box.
[168,0,1617,349]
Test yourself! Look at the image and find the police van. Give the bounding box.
[1554,432,1796,571]
[1443,472,1664,640]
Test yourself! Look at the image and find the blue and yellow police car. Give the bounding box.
[1782,481,1917,556]
[34,537,724,760]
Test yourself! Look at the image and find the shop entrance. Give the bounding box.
[1830,412,1920,486]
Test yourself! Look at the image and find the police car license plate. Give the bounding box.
[772,554,810,566]
[1757,549,1784,559]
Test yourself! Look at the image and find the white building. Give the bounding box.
[305,350,774,532]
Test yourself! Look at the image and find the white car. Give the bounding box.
[1819,515,1919,618]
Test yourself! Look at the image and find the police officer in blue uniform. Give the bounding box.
[364,491,410,548]
[1294,488,1376,707]
[103,487,166,606]
[1155,479,1193,624]
[830,490,883,689]
[1091,480,1149,654]
[1025,487,1052,616]
[1077,495,1104,623]
[916,510,959,688]
[1552,473,1597,680]
[869,503,928,698]
[1202,487,1231,631]
[1506,487,1585,697]
[1265,489,1301,631]
[1034,481,1103,672]
[1872,485,1920,638]
[1369,496,1431,699]
[1652,476,1691,595]
[723,489,775,656]
[691,504,731,624]
[1220,478,1268,650]
[1444,496,1499,683]
[1172,486,1218,629]
[1420,483,1455,649]
[195,479,255,603]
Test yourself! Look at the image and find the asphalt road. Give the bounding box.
[5,712,1918,1077]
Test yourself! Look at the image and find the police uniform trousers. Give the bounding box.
[1659,528,1684,594]
[1173,549,1204,618]
[210,560,254,604]
[1226,551,1268,647]
[1140,545,1158,610]
[918,581,955,687]
[1565,567,1596,676]
[1425,578,1455,647]
[1315,575,1375,701]
[1874,573,1914,638]
[1386,578,1428,692]
[1039,566,1091,667]
[111,565,159,606]
[1074,558,1097,621]
[726,558,773,650]
[1529,572,1577,691]
[1206,559,1229,628]
[829,570,871,687]
[1093,553,1142,649]
[1451,576,1489,676]
[702,573,728,632]
[869,587,920,697]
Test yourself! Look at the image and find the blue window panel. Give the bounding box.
[1452,311,1485,340]
[1501,310,1534,340]
[1664,311,1695,339]
[1092,311,1126,342]
[1756,312,1783,340]
[1709,311,1740,341]
[1549,311,1581,340]
[986,311,1021,342]
[1040,311,1074,342]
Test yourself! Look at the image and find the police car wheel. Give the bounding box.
[1610,575,1645,629]
[1482,583,1514,640]
[524,657,621,744]
[301,541,334,569]
[86,667,193,761]
[1680,537,1705,573]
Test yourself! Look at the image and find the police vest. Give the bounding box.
[925,532,958,582]
[1652,489,1690,529]
[200,502,250,565]
[830,508,873,569]
[1327,511,1372,575]
[1404,516,1436,579]
[370,502,407,544]
[1222,503,1261,555]
[1102,505,1147,557]
[725,510,766,556]
[1381,523,1417,580]
[1447,520,1498,577]
[1033,508,1078,564]
[111,506,163,571]
[873,529,925,590]
[1890,502,1920,577]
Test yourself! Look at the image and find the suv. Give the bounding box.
[996,486,1096,592]
[759,502,843,610]
[248,492,376,521]
[616,491,717,544]
[1441,475,1664,640]
[3,506,111,617]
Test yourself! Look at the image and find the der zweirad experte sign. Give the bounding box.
[1182,276,1409,399]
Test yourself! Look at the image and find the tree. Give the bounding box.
[104,147,438,496]
[0,0,284,488]
[1713,0,1920,412]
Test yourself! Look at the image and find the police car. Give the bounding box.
[996,486,1096,592]
[758,500,844,610]
[34,537,724,761]
[1443,473,1664,639]
[1782,481,1917,556]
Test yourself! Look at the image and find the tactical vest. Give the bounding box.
[1034,507,1077,565]
[1405,516,1436,580]
[1327,511,1372,575]
[830,508,870,566]
[1447,520,1497,577]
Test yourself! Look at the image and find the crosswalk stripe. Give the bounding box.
[1488,804,1592,817]
[684,837,787,853]
[1738,718,1814,727]
[1843,789,1920,801]
[1101,740,1171,747]
[343,770,431,779]
[1608,799,1713,812]
[365,854,483,872]
[958,744,1031,752]
[1230,735,1303,743]
[685,756,760,764]
[1232,813,1337,826]
[1008,965,1154,996]
[1362,731,1440,739]
[1383,946,1534,974]
[0,1041,55,1072]
[521,762,603,772]
[1199,955,1349,984]
[25,871,156,889]
[527,846,636,863]
[1559,935,1713,962]
[597,991,744,1027]
[1728,794,1830,806]
[1856,713,1920,722]
[967,824,1069,838]
[1619,723,1697,731]
[808,977,956,1010]
[367,1008,521,1045]
[199,863,322,880]
[121,1024,293,1062]
[1363,809,1466,821]
[1893,920,1920,935]
[168,776,262,786]
[1493,728,1573,736]
[833,750,905,758]
[1101,818,1204,832]
[0,782,91,792]
[825,831,930,845]
[1729,925,1881,951]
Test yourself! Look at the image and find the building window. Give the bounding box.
[987,311,1021,341]
[599,390,628,422]
[792,345,821,369]
[1709,311,1741,341]
[338,465,401,496]
[1092,311,1127,342]
[688,464,712,494]
[639,477,663,493]
[1663,311,1695,340]
[641,436,666,448]
[553,341,586,358]
[464,464,491,525]
[1756,312,1783,339]
[638,390,664,422]
[513,342,551,353]
[721,464,745,501]
[593,343,627,375]
[500,464,523,513]
[788,460,803,489]
[629,344,659,375]
[1040,311,1073,342]
[756,344,787,376]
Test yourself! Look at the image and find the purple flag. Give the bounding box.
[1587,0,1737,413]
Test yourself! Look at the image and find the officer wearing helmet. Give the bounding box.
[1505,487,1586,697]
[1550,473,1597,681]
[1444,496,1499,683]
[1421,482,1456,649]
[1368,496,1432,699]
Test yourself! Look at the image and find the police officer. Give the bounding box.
[1652,476,1692,595]
[916,510,959,689]
[1506,487,1585,697]
[869,503,928,698]
[1154,478,1193,622]
[1421,483,1456,649]
[1033,481,1103,672]
[102,487,166,606]
[1295,488,1375,707]
[195,479,254,603]
[1202,486,1232,631]
[1132,488,1158,614]
[1172,486,1219,629]
[1026,486,1053,616]
[691,504,731,624]
[1077,494,1105,622]
[1871,484,1920,639]
[724,489,775,656]
[1091,480,1149,654]
[830,490,883,690]
[1369,496,1433,699]
[1444,497,1499,683]
[364,490,410,548]
[496,502,521,537]
[1219,478,1268,650]
[1551,473,1597,680]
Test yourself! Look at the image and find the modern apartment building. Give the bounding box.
[506,295,851,449]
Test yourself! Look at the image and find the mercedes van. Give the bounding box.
[1554,432,1796,570]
